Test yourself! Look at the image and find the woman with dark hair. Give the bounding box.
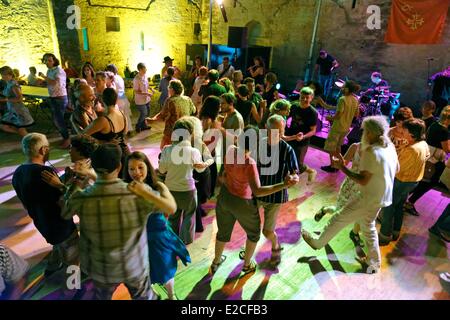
[124,151,190,300]
[39,53,70,148]
[404,106,450,216]
[388,106,414,152]
[81,62,96,87]
[248,56,265,89]
[189,56,203,84]
[0,66,34,136]
[158,66,175,107]
[94,71,107,114]
[199,96,222,197]
[83,88,129,176]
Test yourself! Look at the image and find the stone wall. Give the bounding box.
[1,0,448,108]
[0,0,60,76]
[70,0,203,76]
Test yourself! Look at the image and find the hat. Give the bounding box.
[90,143,122,174]
[163,56,174,63]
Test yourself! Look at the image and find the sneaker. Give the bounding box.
[403,202,420,217]
[307,169,317,184]
[301,229,319,249]
[320,165,338,173]
[366,265,380,274]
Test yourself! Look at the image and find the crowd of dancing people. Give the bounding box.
[0,52,449,299]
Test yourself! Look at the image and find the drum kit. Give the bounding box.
[332,79,401,126]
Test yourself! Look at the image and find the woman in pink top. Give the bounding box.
[211,126,298,275]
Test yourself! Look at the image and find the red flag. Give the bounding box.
[385,0,450,44]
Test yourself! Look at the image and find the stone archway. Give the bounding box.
[246,20,263,46]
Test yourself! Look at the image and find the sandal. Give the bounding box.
[210,255,227,274]
[241,260,257,275]
[314,207,327,222]
[238,247,245,260]
[270,245,284,266]
[349,230,365,247]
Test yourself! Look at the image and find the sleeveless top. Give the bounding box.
[92,112,128,153]
[252,66,265,86]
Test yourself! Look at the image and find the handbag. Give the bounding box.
[439,159,450,190]
[423,146,441,182]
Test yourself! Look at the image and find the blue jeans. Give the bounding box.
[136,103,149,130]
[319,74,333,98]
[380,179,418,237]
[49,96,69,139]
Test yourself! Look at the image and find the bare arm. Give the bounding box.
[0,86,23,103]
[334,153,372,186]
[250,103,261,124]
[128,181,177,215]
[249,169,297,198]
[302,125,317,140]
[82,117,107,136]
[441,139,450,153]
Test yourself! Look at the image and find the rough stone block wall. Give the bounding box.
[0,0,59,76]
[1,0,448,108]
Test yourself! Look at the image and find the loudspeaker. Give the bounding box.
[228,27,248,48]
[194,23,201,35]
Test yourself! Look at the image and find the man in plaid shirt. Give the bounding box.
[63,144,176,300]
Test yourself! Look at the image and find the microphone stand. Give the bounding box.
[426,58,433,100]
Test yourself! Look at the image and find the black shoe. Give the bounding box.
[349,230,365,247]
[320,165,338,173]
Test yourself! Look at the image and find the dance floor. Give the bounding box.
[0,121,449,300]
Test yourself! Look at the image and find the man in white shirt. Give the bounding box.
[217,57,235,80]
[302,116,398,274]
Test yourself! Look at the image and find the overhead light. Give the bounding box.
[217,0,228,22]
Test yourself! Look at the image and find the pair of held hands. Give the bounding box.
[284,172,300,187]
[41,161,94,190]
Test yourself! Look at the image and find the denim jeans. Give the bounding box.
[49,96,69,139]
[380,179,418,237]
[319,74,333,98]
[136,103,149,130]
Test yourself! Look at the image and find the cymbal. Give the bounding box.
[375,86,391,90]
[335,79,345,88]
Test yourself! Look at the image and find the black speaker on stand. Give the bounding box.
[228,27,248,48]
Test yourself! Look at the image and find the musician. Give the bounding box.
[430,66,450,116]
[314,50,339,98]
[369,72,389,91]
[217,57,235,80]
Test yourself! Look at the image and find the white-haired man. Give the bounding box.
[302,116,399,273]
[12,133,79,276]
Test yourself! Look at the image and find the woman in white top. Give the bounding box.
[158,118,207,245]
[106,64,133,132]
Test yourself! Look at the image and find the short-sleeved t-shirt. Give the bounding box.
[285,104,318,146]
[426,121,449,149]
[223,146,259,200]
[423,116,437,131]
[12,164,77,245]
[223,110,244,131]
[316,55,335,75]
[330,95,359,133]
[358,143,399,207]
[236,99,254,126]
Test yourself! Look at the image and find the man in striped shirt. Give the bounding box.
[257,115,299,265]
